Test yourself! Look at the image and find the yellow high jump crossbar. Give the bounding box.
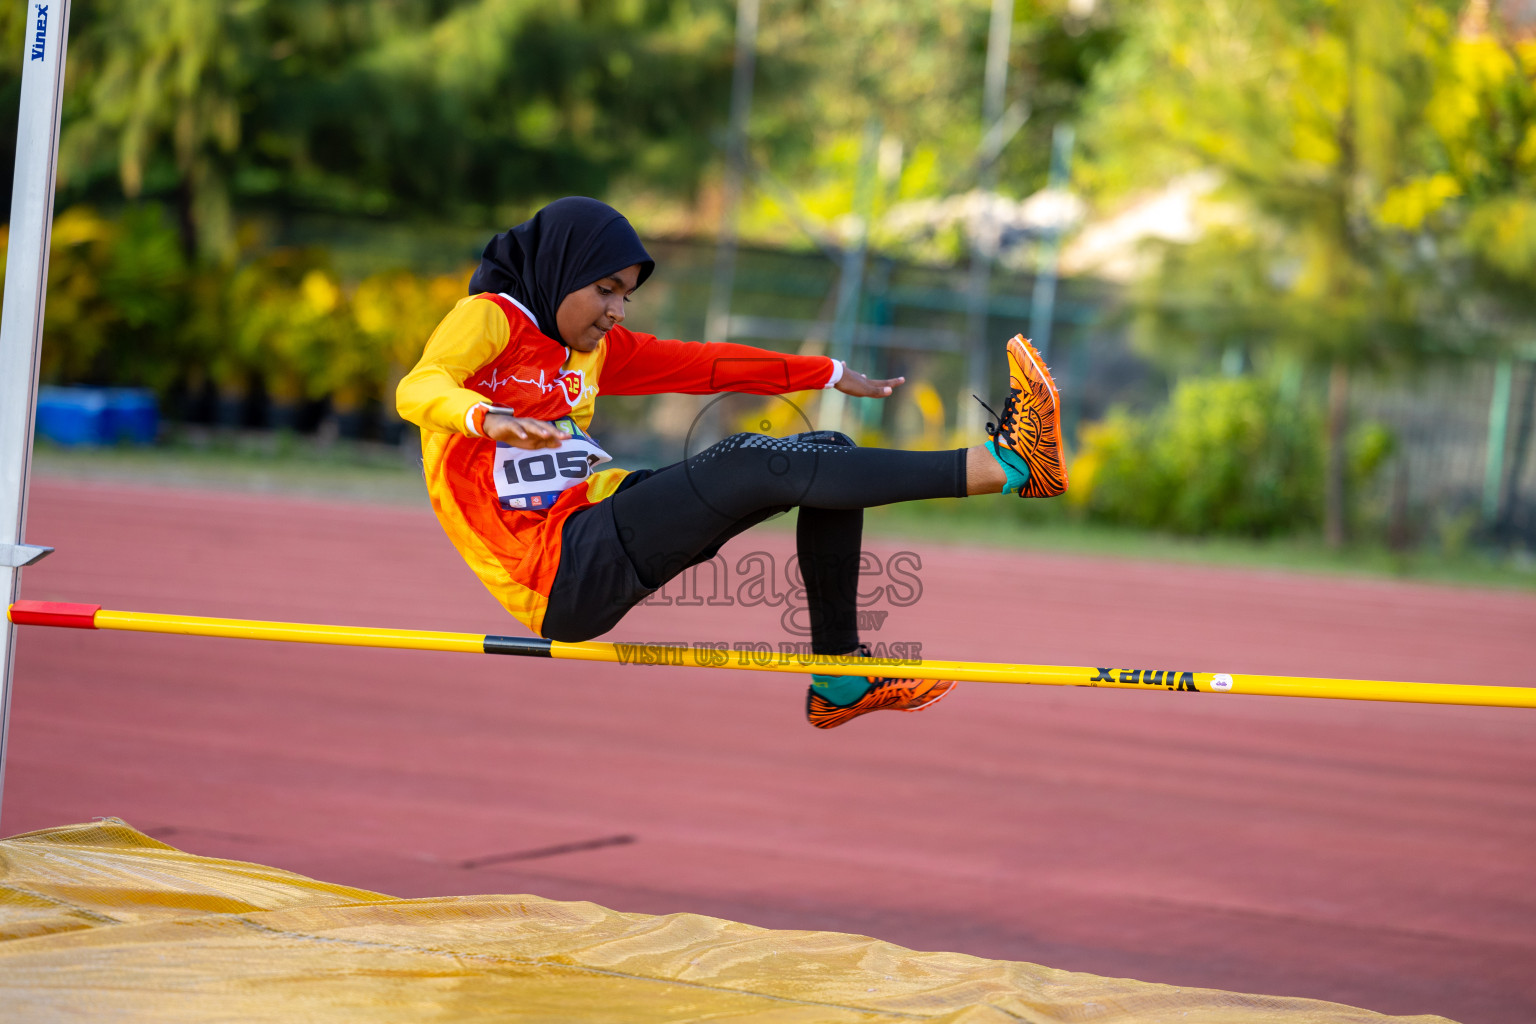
[8,600,1536,709]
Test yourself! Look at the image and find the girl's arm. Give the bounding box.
[599,330,843,396]
[396,298,512,436]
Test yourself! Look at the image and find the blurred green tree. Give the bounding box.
[1071,375,1326,536]
[0,0,1129,260]
[24,0,739,262]
[741,0,1124,249]
[263,0,739,221]
[1,205,192,390]
[58,0,271,263]
[1377,7,1536,327]
[1081,0,1522,546]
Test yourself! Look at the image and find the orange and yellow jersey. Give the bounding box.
[397,292,840,636]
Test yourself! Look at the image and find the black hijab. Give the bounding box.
[468,197,655,346]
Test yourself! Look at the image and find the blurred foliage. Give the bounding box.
[5,205,192,391]
[1085,0,1467,367]
[738,0,1121,250]
[0,0,1124,431]
[0,1,1120,261]
[1078,0,1536,543]
[1079,0,1536,363]
[1070,376,1324,536]
[0,0,742,261]
[1068,374,1395,537]
[13,202,470,421]
[0,0,1527,552]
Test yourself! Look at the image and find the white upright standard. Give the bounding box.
[0,0,72,828]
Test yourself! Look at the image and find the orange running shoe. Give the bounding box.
[981,335,1068,498]
[805,646,955,730]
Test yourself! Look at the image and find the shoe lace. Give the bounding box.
[972,394,1017,441]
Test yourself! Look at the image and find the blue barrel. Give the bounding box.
[35,386,159,445]
[104,388,159,443]
[35,386,110,445]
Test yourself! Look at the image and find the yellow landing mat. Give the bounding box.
[0,820,1455,1023]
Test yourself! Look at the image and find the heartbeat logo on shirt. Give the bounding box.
[484,366,586,409]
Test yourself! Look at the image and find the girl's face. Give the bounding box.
[556,263,641,352]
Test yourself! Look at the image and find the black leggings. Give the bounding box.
[541,431,968,649]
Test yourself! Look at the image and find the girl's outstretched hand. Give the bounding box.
[484,413,570,449]
[835,368,905,398]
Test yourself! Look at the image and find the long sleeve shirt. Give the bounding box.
[397,292,840,635]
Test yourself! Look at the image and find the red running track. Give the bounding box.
[5,479,1536,1023]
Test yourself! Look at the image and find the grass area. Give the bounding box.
[32,436,1536,592]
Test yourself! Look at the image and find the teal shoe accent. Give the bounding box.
[810,673,873,706]
[987,440,1031,495]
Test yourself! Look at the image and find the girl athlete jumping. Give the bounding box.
[398,197,1067,729]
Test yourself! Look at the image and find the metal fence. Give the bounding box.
[1353,358,1536,545]
[617,237,1132,444]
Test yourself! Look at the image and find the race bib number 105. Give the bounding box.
[493,417,612,511]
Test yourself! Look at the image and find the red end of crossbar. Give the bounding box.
[8,601,101,629]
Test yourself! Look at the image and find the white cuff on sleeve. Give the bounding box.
[465,403,517,437]
[823,359,845,389]
[464,403,489,437]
